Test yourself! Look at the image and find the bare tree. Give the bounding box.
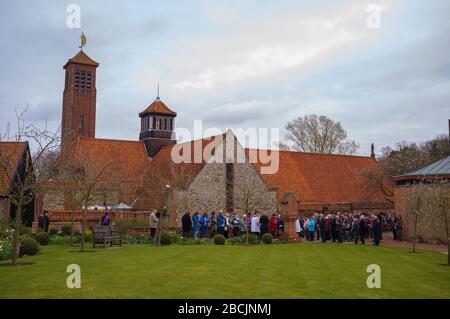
[0,108,59,265]
[377,135,450,178]
[427,181,450,265]
[56,152,115,251]
[360,166,394,204]
[233,164,275,245]
[138,162,191,244]
[406,183,429,253]
[284,114,359,154]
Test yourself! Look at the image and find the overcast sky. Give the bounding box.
[0,0,449,155]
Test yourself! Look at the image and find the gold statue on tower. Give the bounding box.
[80,32,87,49]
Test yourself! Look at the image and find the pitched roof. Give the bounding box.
[0,142,27,196]
[394,155,450,180]
[61,137,150,204]
[248,149,391,204]
[64,50,99,68]
[139,98,177,117]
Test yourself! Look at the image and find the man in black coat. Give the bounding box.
[319,216,326,243]
[38,212,45,231]
[358,215,368,245]
[43,211,51,233]
[371,215,381,246]
[331,215,337,242]
[259,213,269,237]
[181,212,192,238]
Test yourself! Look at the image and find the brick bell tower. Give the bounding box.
[61,40,99,152]
[139,88,177,158]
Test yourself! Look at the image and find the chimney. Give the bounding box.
[370,142,375,159]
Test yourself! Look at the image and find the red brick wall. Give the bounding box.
[61,62,97,151]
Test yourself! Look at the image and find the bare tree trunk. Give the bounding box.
[70,211,74,247]
[11,204,22,265]
[80,207,87,252]
[412,213,418,253]
[246,211,250,246]
[445,215,449,266]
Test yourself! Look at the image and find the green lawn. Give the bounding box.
[0,244,449,298]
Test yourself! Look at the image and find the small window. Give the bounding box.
[156,118,161,130]
[74,71,80,89]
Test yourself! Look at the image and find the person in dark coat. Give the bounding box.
[43,211,51,233]
[352,216,360,244]
[38,212,45,231]
[259,213,270,237]
[181,212,192,238]
[210,212,217,237]
[377,212,384,240]
[331,215,337,242]
[335,216,343,243]
[319,215,326,243]
[358,215,368,245]
[101,212,110,226]
[371,215,381,246]
[277,214,284,237]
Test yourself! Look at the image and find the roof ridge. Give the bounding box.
[78,136,144,144]
[245,147,373,159]
[0,141,27,145]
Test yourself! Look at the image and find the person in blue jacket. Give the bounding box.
[216,211,226,235]
[308,216,316,241]
[200,212,210,239]
[192,212,201,240]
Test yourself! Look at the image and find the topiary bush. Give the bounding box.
[20,238,39,256]
[241,233,259,244]
[214,234,226,245]
[262,233,273,244]
[61,224,72,236]
[229,236,243,245]
[160,232,172,245]
[20,227,32,237]
[34,232,50,245]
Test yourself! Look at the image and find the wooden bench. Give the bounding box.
[92,225,122,249]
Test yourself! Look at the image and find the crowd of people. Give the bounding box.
[295,212,403,245]
[180,211,285,240]
[38,209,404,246]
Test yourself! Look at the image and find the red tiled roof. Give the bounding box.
[248,149,392,205]
[139,99,177,117]
[64,50,99,68]
[133,135,223,209]
[0,142,27,196]
[52,133,392,209]
[61,137,150,204]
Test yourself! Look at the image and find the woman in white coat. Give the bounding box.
[295,217,303,238]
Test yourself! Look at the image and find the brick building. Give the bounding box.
[42,48,394,238]
[0,141,34,225]
[394,155,450,241]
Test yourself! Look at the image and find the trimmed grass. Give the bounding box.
[0,243,449,298]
